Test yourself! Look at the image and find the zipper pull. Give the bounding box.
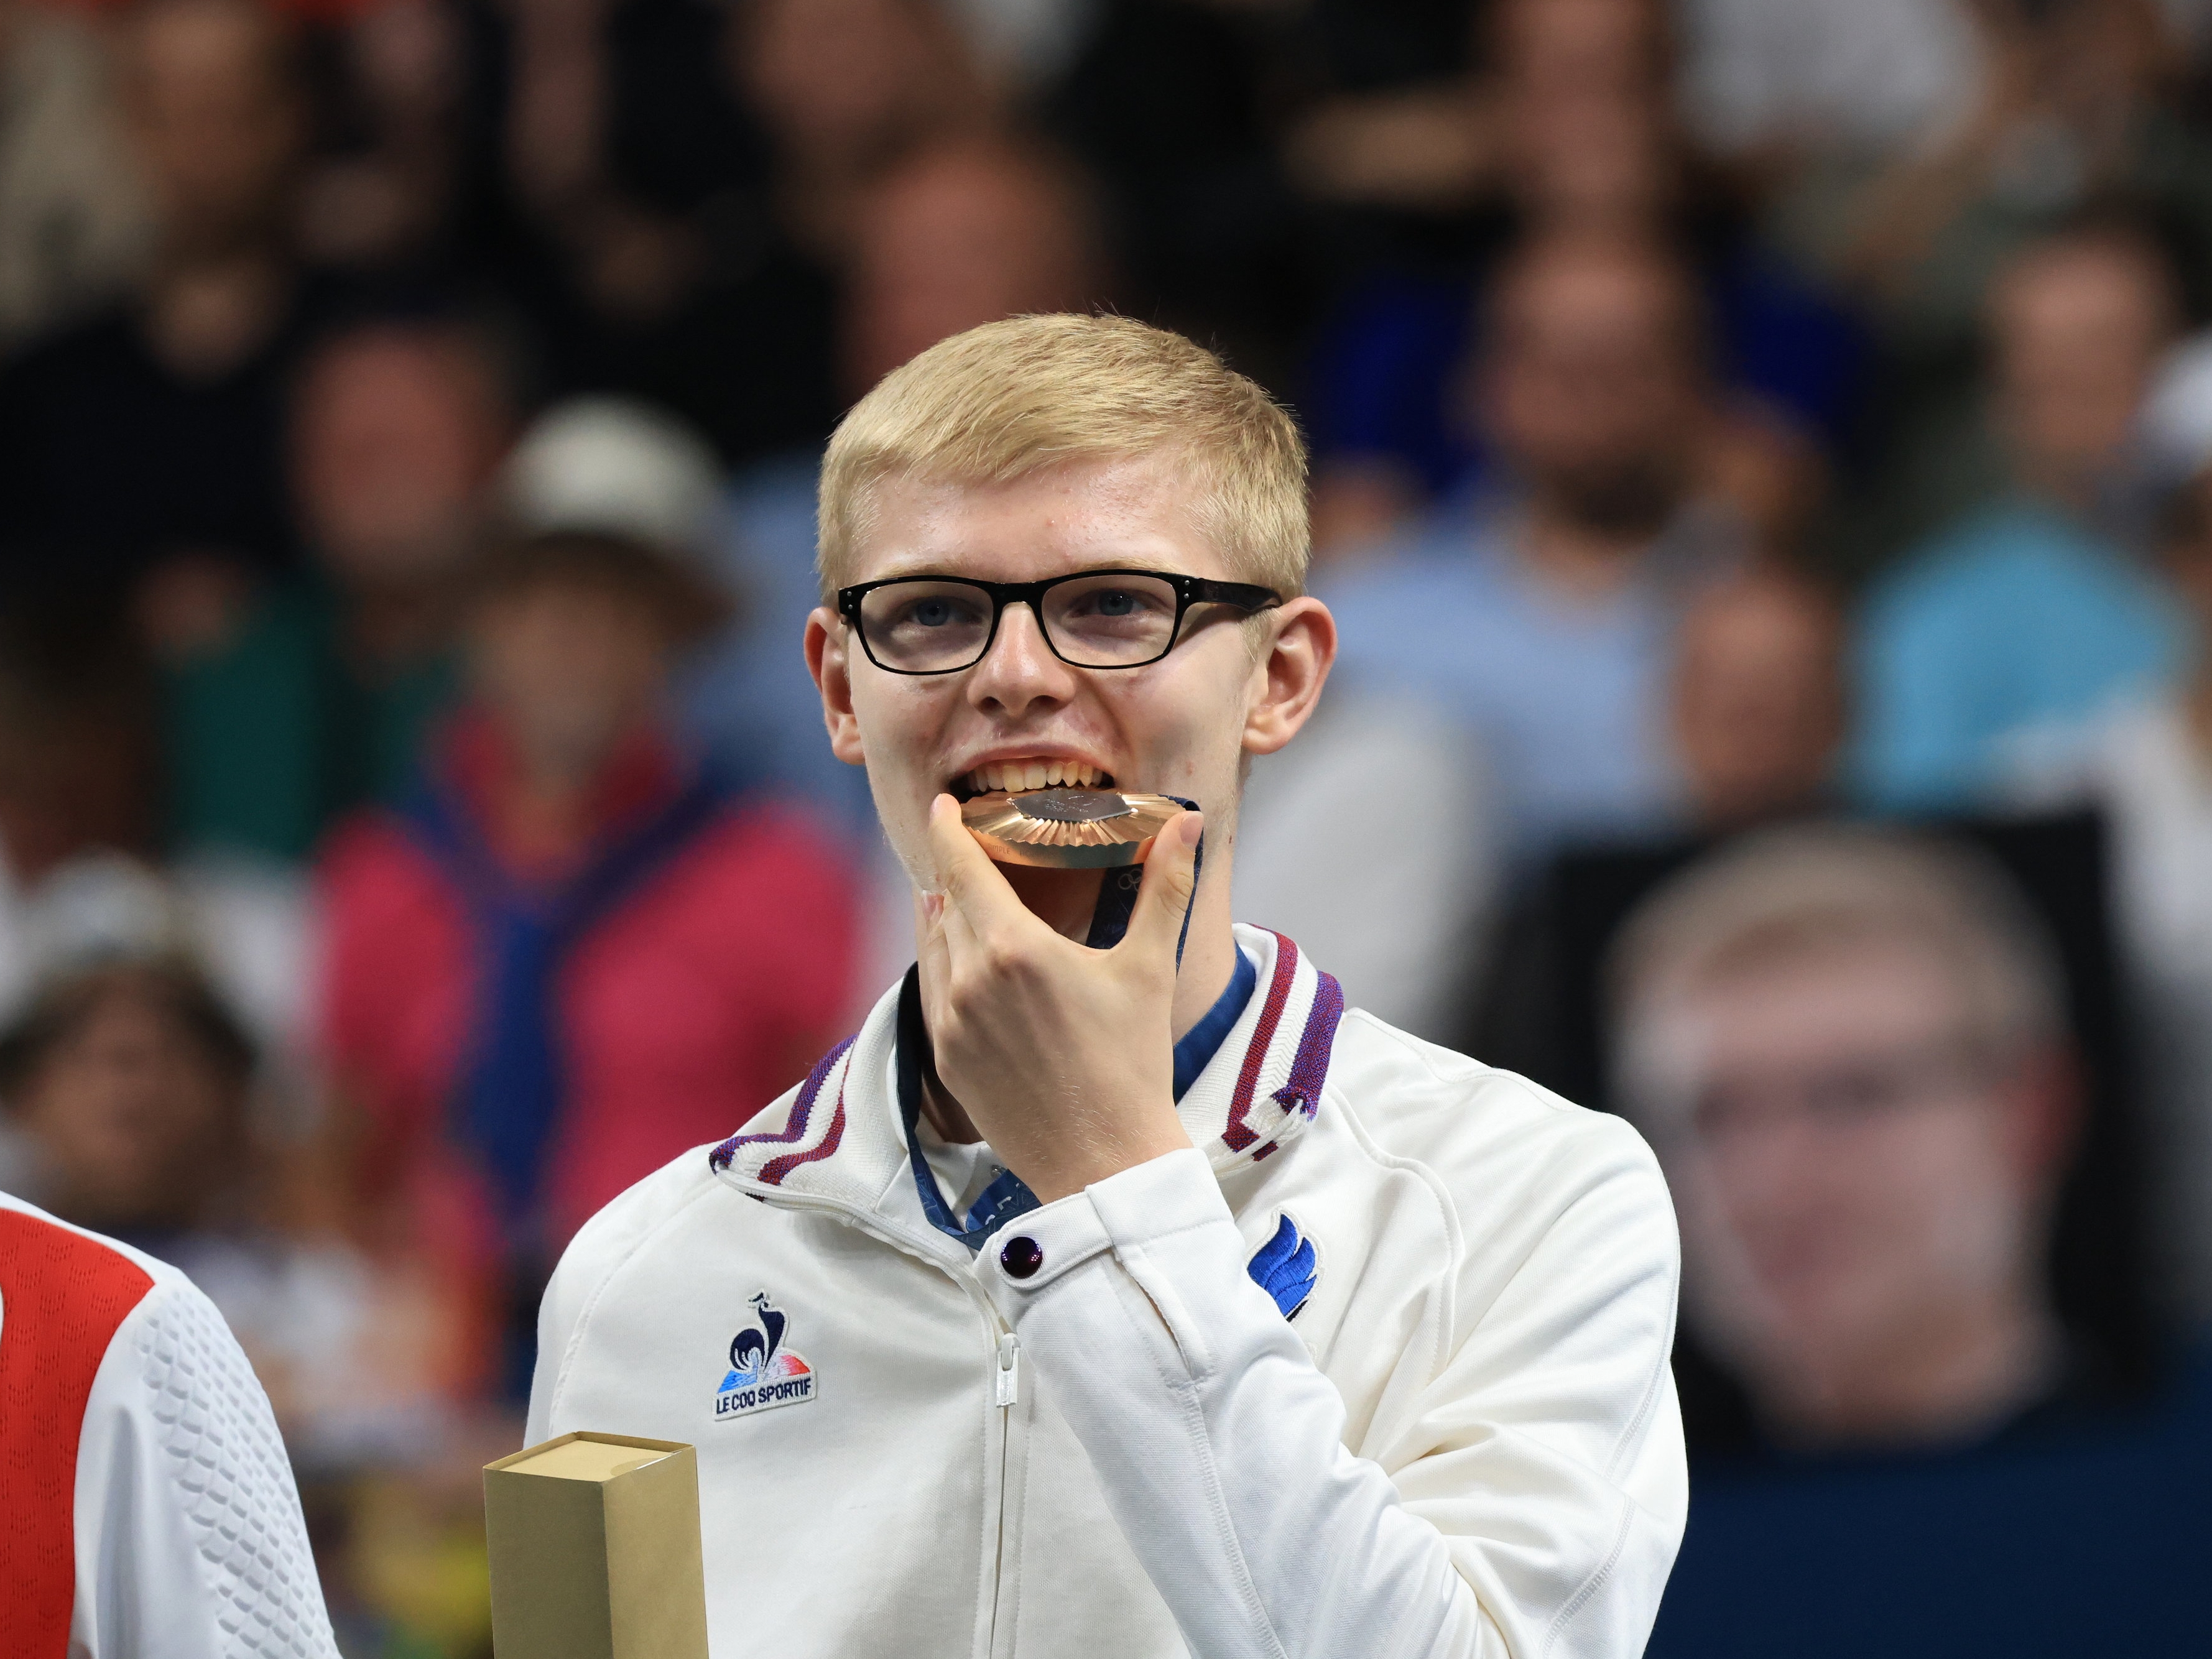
[994,1331,1020,1407]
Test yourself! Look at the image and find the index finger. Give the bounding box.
[925,793,1043,937]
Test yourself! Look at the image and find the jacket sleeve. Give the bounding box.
[978,1145,1685,1659]
[72,1276,340,1659]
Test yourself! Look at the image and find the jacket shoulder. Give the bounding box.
[1322,1009,1668,1213]
[530,1141,753,1441]
[553,1141,730,1288]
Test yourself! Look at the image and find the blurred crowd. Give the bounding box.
[4,0,2212,1652]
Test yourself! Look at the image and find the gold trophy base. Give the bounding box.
[483,1432,709,1659]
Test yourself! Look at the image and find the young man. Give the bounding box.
[529,315,1685,1655]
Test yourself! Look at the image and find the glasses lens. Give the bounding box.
[1042,573,1180,666]
[859,580,996,672]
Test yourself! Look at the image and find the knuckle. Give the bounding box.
[980,934,1028,980]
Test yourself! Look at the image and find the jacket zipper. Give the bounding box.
[729,1179,1022,1659]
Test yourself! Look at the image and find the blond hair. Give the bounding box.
[1609,825,2065,1096]
[817,313,1308,602]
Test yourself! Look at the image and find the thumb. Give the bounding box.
[1121,810,1203,963]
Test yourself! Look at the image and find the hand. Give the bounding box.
[917,793,1201,1204]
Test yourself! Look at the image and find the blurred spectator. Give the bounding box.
[1297,0,1861,555]
[1465,560,1844,1093]
[159,312,513,863]
[0,0,151,349]
[1297,0,1672,543]
[1323,229,1742,859]
[840,136,1104,394]
[735,0,988,263]
[1673,565,1848,830]
[2002,328,2212,1327]
[1855,220,2190,812]
[0,0,323,591]
[1615,826,2088,1449]
[3,951,257,1259]
[317,503,857,1398]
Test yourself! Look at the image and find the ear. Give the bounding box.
[1242,597,1336,759]
[805,606,868,766]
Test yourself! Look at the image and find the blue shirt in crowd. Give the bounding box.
[1323,499,1728,861]
[1853,499,2188,815]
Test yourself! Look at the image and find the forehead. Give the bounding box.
[848,454,1226,586]
[1663,936,1971,1071]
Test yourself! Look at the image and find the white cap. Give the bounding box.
[501,397,727,565]
[2140,329,2212,483]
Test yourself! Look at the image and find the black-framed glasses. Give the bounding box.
[836,568,1282,676]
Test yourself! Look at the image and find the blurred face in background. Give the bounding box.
[1993,234,2177,506]
[470,569,672,790]
[293,328,510,591]
[1492,0,1663,102]
[845,143,1101,392]
[9,973,247,1234]
[1672,571,1845,829]
[1478,239,1706,541]
[735,0,968,168]
[1633,931,2073,1446]
[1492,0,1675,231]
[120,0,302,257]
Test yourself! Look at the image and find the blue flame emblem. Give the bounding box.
[1247,1213,1318,1321]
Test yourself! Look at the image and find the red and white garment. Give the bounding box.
[0,1190,338,1659]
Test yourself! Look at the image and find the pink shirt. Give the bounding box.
[318,784,859,1279]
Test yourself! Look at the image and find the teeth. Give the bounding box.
[963,760,1104,794]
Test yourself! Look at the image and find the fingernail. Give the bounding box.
[1179,812,1204,846]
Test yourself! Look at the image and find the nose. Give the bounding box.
[966,600,1076,720]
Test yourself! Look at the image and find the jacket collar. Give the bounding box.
[709,925,1344,1252]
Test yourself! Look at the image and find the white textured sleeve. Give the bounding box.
[72,1276,339,1659]
[979,1147,1685,1659]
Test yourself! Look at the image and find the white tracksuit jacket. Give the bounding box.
[529,925,1687,1658]
[0,1189,339,1659]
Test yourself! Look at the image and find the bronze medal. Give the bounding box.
[960,787,1185,868]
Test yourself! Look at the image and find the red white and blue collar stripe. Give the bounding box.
[710,926,1345,1202]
